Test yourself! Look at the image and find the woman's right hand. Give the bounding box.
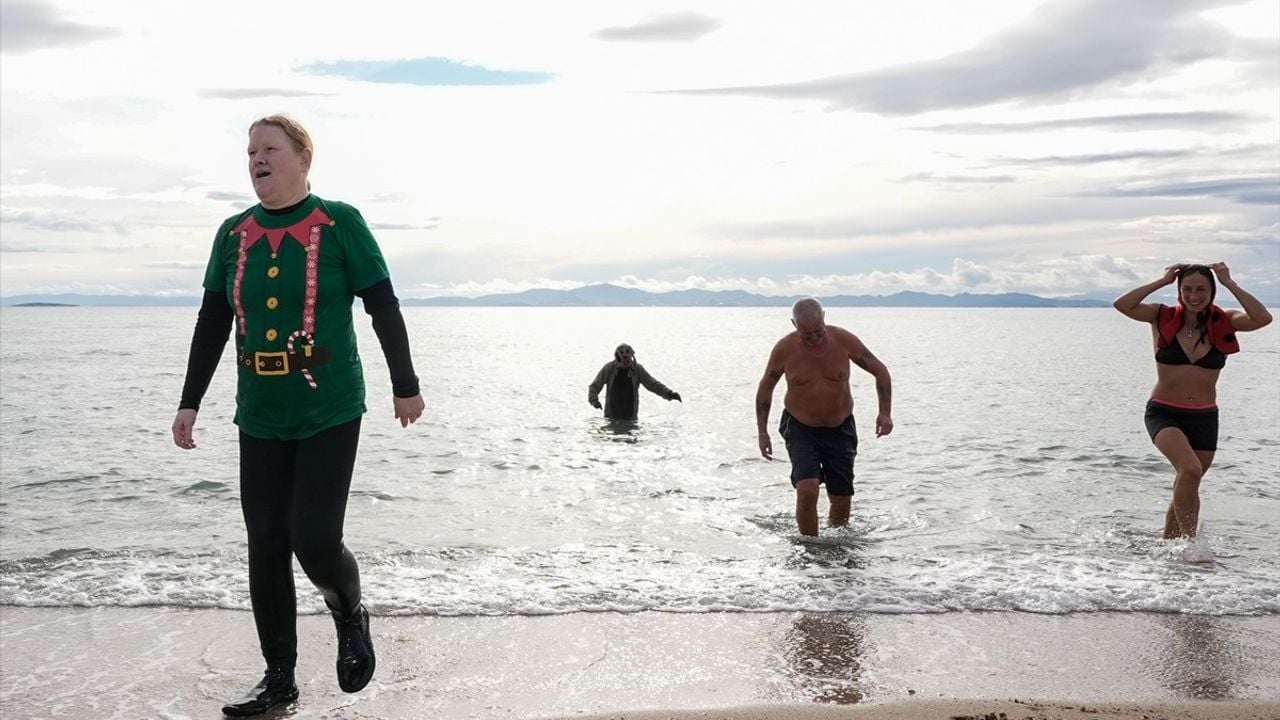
[1161,263,1187,285]
[172,408,198,450]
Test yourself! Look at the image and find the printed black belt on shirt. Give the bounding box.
[237,347,332,377]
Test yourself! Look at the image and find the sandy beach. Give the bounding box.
[2,607,1277,719]
[551,700,1280,719]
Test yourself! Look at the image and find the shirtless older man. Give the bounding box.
[756,298,893,536]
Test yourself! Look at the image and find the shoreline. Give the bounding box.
[2,607,1278,719]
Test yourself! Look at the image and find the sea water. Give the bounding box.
[1,306,1277,617]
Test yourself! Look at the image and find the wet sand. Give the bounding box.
[549,701,1280,719]
[1,607,1277,719]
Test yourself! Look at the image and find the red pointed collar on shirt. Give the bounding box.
[233,207,332,254]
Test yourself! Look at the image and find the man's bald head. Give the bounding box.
[791,298,824,326]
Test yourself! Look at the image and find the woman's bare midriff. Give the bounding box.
[1151,364,1219,406]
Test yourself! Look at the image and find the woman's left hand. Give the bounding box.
[1210,261,1233,285]
[393,394,426,428]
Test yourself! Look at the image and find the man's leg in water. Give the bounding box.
[823,417,857,530]
[828,492,851,528]
[795,478,821,536]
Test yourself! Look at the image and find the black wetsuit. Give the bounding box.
[608,370,636,420]
[239,417,364,666]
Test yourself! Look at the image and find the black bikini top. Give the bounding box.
[1155,336,1227,370]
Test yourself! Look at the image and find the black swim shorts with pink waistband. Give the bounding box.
[1144,399,1218,452]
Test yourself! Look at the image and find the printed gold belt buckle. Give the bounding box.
[253,351,289,376]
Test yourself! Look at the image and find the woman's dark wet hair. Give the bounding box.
[1177,264,1216,347]
[614,343,634,361]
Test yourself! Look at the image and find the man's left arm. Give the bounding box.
[636,364,680,401]
[846,331,893,437]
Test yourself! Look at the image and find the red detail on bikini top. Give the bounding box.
[1157,303,1240,354]
[234,208,332,253]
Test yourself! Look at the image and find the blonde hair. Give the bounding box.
[249,114,313,190]
[249,114,314,154]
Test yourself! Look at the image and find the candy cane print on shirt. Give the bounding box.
[287,330,318,389]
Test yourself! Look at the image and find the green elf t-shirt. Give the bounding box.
[203,195,390,440]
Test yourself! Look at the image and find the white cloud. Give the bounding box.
[592,13,721,42]
[1,0,1277,301]
[0,0,120,55]
[408,253,1218,300]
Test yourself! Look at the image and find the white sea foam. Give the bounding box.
[3,540,1278,616]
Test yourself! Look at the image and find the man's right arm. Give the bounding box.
[755,342,785,459]
[587,362,610,408]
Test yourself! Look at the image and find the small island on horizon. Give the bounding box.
[12,302,79,307]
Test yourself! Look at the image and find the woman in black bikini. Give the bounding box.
[1113,262,1271,539]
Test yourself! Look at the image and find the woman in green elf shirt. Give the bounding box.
[172,114,425,716]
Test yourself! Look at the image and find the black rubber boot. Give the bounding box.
[221,665,298,717]
[333,603,375,693]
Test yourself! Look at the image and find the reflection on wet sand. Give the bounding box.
[781,613,867,704]
[1152,614,1241,700]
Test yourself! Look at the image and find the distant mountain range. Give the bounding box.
[2,284,1116,308]
[403,285,1116,307]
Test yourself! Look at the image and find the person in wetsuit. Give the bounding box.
[587,343,681,420]
[1113,262,1271,539]
[171,114,425,716]
[755,298,893,536]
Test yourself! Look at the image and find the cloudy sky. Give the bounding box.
[2,0,1277,301]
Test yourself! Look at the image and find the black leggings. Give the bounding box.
[238,417,363,668]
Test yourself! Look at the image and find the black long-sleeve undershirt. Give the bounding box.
[177,290,233,411]
[178,278,420,410]
[355,278,420,399]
